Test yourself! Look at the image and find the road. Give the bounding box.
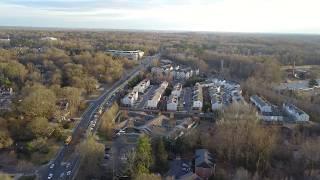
[38,54,157,180]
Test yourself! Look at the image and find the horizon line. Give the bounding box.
[0,25,319,36]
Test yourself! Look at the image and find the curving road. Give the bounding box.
[38,54,157,180]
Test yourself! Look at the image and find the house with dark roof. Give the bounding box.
[283,102,309,122]
[250,95,284,122]
[195,149,215,179]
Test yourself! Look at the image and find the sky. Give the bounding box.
[0,0,320,34]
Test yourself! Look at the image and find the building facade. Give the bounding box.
[283,103,309,122]
[133,79,150,93]
[192,83,203,110]
[250,95,272,113]
[107,50,144,60]
[147,81,168,109]
[121,90,139,106]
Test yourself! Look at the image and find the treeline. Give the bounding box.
[0,29,160,55]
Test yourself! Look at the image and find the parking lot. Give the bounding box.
[135,85,159,109]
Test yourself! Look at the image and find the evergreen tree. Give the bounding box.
[309,78,319,88]
[153,137,168,173]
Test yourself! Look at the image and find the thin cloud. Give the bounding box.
[0,0,319,34]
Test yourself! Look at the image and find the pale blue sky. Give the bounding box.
[0,0,320,34]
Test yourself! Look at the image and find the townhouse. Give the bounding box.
[192,83,203,110]
[147,81,168,109]
[121,90,139,106]
[167,95,179,111]
[283,103,309,122]
[133,79,150,93]
[250,95,283,122]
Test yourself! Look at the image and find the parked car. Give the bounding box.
[49,163,55,169]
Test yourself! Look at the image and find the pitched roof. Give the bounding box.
[195,149,215,168]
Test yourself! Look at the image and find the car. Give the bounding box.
[182,163,189,168]
[49,163,55,169]
[66,162,71,168]
[104,154,110,159]
[60,173,65,178]
[47,173,53,179]
[182,167,191,172]
[67,171,71,176]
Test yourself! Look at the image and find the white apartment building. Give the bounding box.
[283,103,309,122]
[107,50,144,60]
[41,37,58,41]
[121,90,138,106]
[192,83,203,110]
[0,37,10,43]
[133,79,150,93]
[167,95,179,111]
[147,81,168,109]
[171,83,182,97]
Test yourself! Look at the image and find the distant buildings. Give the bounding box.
[250,95,283,122]
[107,50,144,60]
[192,83,203,110]
[283,103,309,122]
[151,62,199,81]
[41,37,58,41]
[195,149,216,179]
[204,79,244,111]
[0,36,10,43]
[250,95,310,123]
[147,81,168,109]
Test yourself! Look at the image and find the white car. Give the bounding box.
[67,171,72,176]
[49,163,55,169]
[66,163,71,168]
[182,163,189,168]
[47,173,53,179]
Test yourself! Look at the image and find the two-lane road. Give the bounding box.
[38,55,157,180]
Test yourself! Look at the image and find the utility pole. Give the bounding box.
[292,60,296,78]
[220,59,224,77]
